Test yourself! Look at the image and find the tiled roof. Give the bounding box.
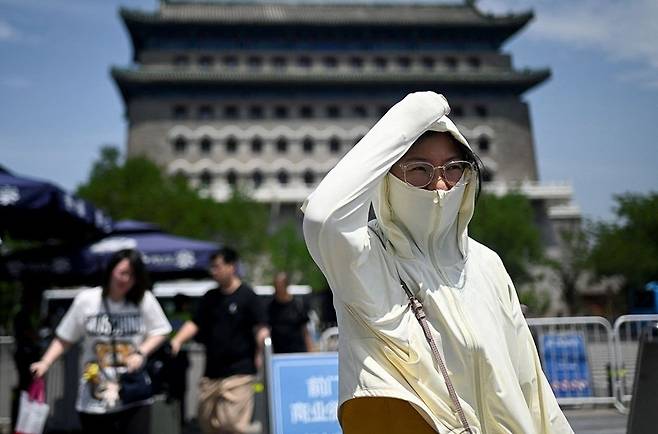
[121,2,532,26]
[111,67,550,100]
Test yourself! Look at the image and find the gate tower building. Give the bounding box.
[112,0,580,255]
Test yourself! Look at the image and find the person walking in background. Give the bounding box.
[170,247,269,434]
[303,92,572,433]
[268,271,313,353]
[30,249,172,434]
[165,293,192,427]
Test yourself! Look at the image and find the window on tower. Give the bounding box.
[222,55,239,68]
[251,136,263,153]
[174,55,189,66]
[323,56,338,68]
[302,137,314,153]
[482,169,494,183]
[224,105,239,119]
[226,136,238,153]
[276,137,288,153]
[199,170,213,189]
[303,170,315,185]
[198,56,214,68]
[247,56,263,69]
[352,106,368,118]
[445,56,458,70]
[277,170,289,185]
[475,105,488,118]
[200,137,213,154]
[249,105,264,119]
[173,136,187,154]
[326,105,340,119]
[421,56,435,69]
[274,106,289,119]
[349,57,364,69]
[252,170,264,188]
[198,105,214,120]
[272,56,287,69]
[478,136,490,152]
[173,105,188,120]
[297,56,312,68]
[226,170,238,187]
[300,106,313,119]
[397,56,411,69]
[467,57,481,69]
[329,136,341,153]
[374,56,388,70]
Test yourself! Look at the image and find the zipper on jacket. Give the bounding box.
[427,193,486,431]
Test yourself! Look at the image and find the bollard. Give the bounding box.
[627,322,658,434]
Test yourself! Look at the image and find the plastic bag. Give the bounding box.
[14,378,49,434]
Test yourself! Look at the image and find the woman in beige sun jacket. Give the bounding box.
[302,92,573,434]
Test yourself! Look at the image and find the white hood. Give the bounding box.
[372,115,478,268]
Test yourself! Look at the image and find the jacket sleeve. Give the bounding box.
[506,276,574,434]
[302,92,450,308]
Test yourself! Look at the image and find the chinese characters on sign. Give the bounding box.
[268,353,341,434]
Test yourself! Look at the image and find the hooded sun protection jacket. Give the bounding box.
[302,92,573,434]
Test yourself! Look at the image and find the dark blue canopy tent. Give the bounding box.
[1,220,220,284]
[0,166,112,242]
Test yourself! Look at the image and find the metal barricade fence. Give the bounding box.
[526,316,617,406]
[8,315,658,430]
[612,314,658,413]
[0,336,16,433]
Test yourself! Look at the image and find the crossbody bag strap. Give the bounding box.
[399,279,472,433]
[368,226,472,433]
[102,296,120,369]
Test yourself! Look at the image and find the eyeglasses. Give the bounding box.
[399,160,473,189]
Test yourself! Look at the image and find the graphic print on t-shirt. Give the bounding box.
[81,312,145,408]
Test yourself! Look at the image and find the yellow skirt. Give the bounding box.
[340,397,437,434]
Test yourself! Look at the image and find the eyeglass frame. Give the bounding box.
[398,159,474,189]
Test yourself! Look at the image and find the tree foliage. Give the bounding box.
[469,192,543,284]
[590,193,658,291]
[547,226,593,315]
[265,219,327,290]
[76,146,324,286]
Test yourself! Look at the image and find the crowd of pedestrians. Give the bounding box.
[15,246,316,434]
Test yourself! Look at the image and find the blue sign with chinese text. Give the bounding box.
[267,352,341,434]
[540,333,593,397]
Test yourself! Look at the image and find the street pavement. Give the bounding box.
[564,408,627,434]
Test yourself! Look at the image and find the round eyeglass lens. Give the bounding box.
[443,161,469,184]
[403,162,434,187]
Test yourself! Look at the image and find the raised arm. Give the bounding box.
[303,92,450,303]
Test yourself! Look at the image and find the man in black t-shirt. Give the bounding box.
[268,272,313,353]
[171,248,269,434]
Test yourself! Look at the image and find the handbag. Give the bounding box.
[102,297,153,404]
[14,378,49,434]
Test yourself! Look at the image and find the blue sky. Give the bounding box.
[1,0,656,222]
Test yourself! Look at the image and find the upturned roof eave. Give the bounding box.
[110,66,550,101]
[119,6,533,28]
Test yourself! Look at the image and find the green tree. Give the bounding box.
[469,192,547,314]
[265,219,326,290]
[469,192,544,284]
[547,226,593,315]
[590,193,658,304]
[76,146,270,270]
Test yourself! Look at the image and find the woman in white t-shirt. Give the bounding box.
[31,249,172,434]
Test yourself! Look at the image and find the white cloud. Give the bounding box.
[0,18,18,41]
[479,0,658,88]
